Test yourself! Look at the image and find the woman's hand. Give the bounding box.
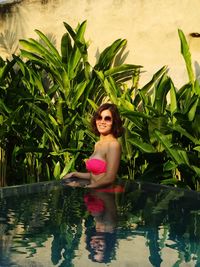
[85,183,94,188]
[62,172,76,179]
[66,181,81,187]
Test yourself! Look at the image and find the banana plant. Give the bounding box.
[2,22,200,190]
[0,56,20,186]
[11,20,141,182]
[156,30,200,189]
[116,29,200,189]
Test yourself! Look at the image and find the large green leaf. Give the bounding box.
[118,98,135,112]
[154,130,184,164]
[61,33,72,64]
[120,109,151,119]
[194,79,200,96]
[0,57,15,83]
[104,64,142,76]
[128,138,156,153]
[120,108,150,131]
[70,81,87,109]
[63,21,88,79]
[35,29,61,59]
[190,165,200,177]
[33,117,60,150]
[95,39,127,70]
[169,79,177,119]
[160,178,187,187]
[154,75,171,115]
[63,22,77,40]
[20,39,61,66]
[0,99,12,114]
[53,161,61,179]
[188,97,199,121]
[60,157,77,178]
[76,21,87,43]
[56,98,64,125]
[169,124,200,145]
[138,66,168,96]
[178,29,194,86]
[148,115,169,135]
[19,50,46,66]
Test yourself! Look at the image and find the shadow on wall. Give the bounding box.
[0,0,59,59]
[0,1,25,58]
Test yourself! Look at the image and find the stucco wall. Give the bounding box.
[0,0,200,88]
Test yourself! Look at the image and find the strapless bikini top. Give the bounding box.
[85,158,107,175]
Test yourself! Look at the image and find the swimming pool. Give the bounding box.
[0,181,200,266]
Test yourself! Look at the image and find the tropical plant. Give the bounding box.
[1,20,200,190]
[111,29,200,190]
[0,55,18,186]
[0,20,141,185]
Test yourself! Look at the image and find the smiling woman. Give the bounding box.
[95,109,113,136]
[62,103,124,188]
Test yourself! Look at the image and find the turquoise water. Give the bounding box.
[0,182,200,266]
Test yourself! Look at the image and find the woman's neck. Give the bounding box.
[99,133,115,141]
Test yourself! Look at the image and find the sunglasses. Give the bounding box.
[96,115,112,122]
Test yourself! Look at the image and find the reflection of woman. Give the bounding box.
[84,191,117,232]
[63,103,124,188]
[85,228,117,263]
[84,190,118,263]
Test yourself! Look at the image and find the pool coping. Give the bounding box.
[0,180,61,198]
[1,179,200,200]
[133,180,200,200]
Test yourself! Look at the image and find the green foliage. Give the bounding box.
[117,30,200,190]
[1,22,200,190]
[0,21,139,185]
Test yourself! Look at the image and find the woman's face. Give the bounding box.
[96,109,113,136]
[90,235,105,262]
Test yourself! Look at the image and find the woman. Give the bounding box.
[63,103,124,188]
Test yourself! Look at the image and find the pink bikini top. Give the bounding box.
[85,158,107,175]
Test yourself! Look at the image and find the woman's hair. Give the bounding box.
[85,227,117,263]
[91,103,124,138]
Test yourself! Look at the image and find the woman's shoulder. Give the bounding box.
[96,137,121,150]
[108,139,121,149]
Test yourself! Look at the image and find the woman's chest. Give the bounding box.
[92,143,108,159]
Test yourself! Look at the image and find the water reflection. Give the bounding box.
[0,183,200,266]
[84,190,117,263]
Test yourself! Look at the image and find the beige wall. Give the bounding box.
[1,0,200,87]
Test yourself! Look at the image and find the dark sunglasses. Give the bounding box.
[96,115,112,122]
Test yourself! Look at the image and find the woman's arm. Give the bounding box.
[86,141,121,188]
[63,171,91,180]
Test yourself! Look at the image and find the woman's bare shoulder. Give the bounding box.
[108,139,121,149]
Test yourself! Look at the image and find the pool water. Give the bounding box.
[0,181,200,266]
